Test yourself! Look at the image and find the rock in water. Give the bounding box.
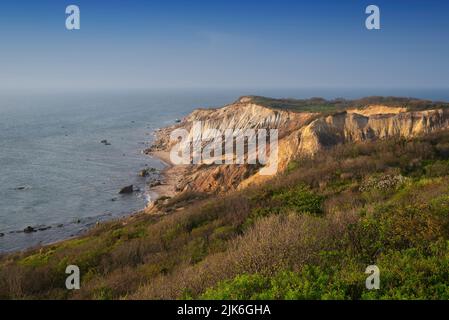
[24,226,36,233]
[119,185,134,194]
[0,233,4,237]
[15,185,30,191]
[149,180,162,187]
[139,169,149,177]
[139,167,157,177]
[100,140,111,146]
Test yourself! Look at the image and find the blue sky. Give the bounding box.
[0,0,449,91]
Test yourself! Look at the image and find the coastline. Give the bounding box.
[146,150,186,202]
[0,125,182,254]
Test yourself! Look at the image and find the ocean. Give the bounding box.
[0,90,242,253]
[1,88,448,253]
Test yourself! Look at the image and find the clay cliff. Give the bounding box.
[297,107,449,156]
[147,96,449,197]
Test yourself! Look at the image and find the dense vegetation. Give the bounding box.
[249,95,449,113]
[1,129,449,300]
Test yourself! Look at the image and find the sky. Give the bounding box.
[0,0,449,91]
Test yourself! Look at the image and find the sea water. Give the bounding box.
[0,90,238,252]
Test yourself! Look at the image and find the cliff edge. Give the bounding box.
[147,96,449,200]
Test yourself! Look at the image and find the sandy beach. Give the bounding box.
[148,150,187,201]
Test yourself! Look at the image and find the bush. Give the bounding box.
[425,160,449,178]
[272,184,324,214]
[359,174,408,193]
[201,268,349,300]
[202,242,449,300]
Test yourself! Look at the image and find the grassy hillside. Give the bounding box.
[1,130,449,299]
[249,95,449,113]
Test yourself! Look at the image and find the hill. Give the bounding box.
[1,96,449,300]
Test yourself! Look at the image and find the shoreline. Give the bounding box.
[147,150,186,202]
[0,126,182,255]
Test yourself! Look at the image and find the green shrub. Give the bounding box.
[272,184,324,214]
[202,242,449,300]
[425,160,449,178]
[201,268,348,300]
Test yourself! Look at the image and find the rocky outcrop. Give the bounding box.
[23,226,37,233]
[147,96,449,196]
[119,185,134,194]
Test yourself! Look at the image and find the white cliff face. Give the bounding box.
[183,101,314,135]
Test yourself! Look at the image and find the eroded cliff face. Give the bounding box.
[148,97,316,194]
[148,97,449,196]
[177,98,315,139]
[297,108,449,156]
[148,99,312,154]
